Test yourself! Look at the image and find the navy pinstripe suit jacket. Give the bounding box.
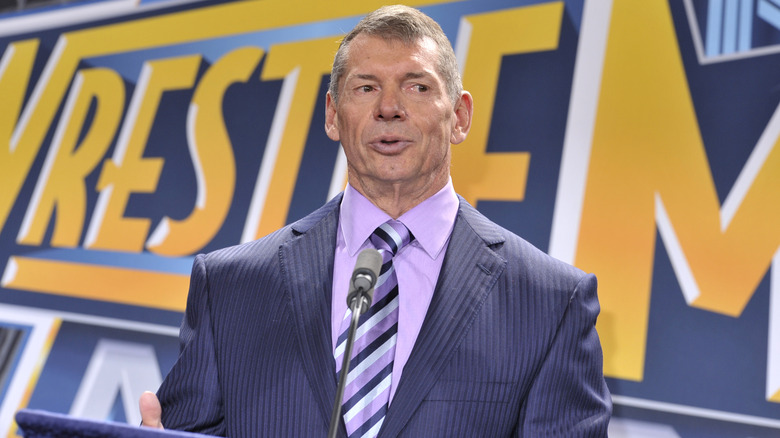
[157,194,611,437]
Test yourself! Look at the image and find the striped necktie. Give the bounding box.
[334,220,413,438]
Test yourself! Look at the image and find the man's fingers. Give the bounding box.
[139,391,164,429]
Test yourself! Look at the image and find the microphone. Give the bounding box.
[346,248,383,315]
[327,248,382,438]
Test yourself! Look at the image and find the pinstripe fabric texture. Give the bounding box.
[157,194,611,437]
[334,221,413,438]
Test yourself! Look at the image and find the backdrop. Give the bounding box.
[0,0,779,436]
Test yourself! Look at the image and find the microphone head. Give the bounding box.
[347,248,382,312]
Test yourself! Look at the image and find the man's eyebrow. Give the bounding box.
[351,73,379,81]
[403,72,429,80]
[348,72,432,81]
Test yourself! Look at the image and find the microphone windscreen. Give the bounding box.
[348,248,382,308]
[355,248,382,282]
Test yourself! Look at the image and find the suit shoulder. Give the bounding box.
[198,193,342,270]
[456,197,590,287]
[199,224,293,269]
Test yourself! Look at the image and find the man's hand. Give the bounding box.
[139,391,164,429]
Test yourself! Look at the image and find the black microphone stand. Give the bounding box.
[327,294,370,438]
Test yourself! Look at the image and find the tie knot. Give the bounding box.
[370,220,413,256]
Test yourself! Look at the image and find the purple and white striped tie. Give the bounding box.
[334,220,413,438]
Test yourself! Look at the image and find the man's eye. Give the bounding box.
[359,85,374,92]
[413,84,429,92]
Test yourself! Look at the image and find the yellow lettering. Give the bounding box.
[2,256,189,311]
[0,40,40,231]
[85,56,200,252]
[17,68,125,247]
[0,0,451,248]
[453,3,564,204]
[246,37,337,240]
[577,0,780,381]
[147,47,264,256]
[4,0,453,242]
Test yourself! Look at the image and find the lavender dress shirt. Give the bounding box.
[330,179,459,402]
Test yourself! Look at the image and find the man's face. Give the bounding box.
[325,34,472,197]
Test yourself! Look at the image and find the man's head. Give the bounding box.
[324,6,472,218]
[328,5,462,106]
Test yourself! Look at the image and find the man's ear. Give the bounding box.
[325,92,340,142]
[450,91,473,145]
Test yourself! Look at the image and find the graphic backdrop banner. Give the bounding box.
[1,0,779,436]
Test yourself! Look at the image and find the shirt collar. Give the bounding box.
[340,179,459,259]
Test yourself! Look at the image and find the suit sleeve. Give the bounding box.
[516,273,612,437]
[157,254,227,436]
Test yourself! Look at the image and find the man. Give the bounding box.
[141,5,611,437]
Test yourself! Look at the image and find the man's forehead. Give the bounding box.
[349,32,437,50]
[342,35,439,76]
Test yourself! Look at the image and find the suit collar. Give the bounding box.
[289,193,343,235]
[452,195,506,247]
[380,197,507,436]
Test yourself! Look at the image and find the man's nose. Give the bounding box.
[375,89,405,121]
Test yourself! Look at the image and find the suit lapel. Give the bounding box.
[380,199,507,436]
[279,195,342,431]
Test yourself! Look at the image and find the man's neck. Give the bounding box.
[349,172,449,219]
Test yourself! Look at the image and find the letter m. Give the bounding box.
[549,0,780,403]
